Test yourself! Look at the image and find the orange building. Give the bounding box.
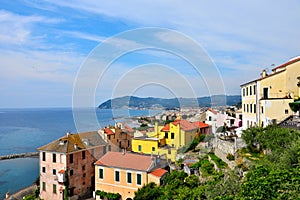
[37,131,117,200]
[94,151,168,200]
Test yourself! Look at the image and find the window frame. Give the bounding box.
[53,184,56,194]
[99,167,104,179]
[127,171,132,184]
[136,173,142,185]
[115,169,120,182]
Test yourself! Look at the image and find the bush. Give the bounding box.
[226,153,235,161]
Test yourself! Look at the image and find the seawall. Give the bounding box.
[0,152,39,160]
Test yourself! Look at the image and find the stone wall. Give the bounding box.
[0,152,38,160]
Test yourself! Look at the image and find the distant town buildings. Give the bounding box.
[241,56,300,128]
[132,119,211,162]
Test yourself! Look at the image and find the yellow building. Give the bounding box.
[241,56,300,128]
[132,120,210,162]
[94,152,168,200]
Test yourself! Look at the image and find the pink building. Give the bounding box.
[37,131,115,200]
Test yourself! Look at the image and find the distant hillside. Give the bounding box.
[98,95,241,109]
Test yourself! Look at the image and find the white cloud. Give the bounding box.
[0,10,62,46]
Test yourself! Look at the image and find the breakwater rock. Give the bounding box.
[0,152,38,160]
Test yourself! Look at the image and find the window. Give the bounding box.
[70,169,73,176]
[263,88,268,99]
[246,87,248,96]
[83,173,86,178]
[115,170,120,182]
[82,151,85,160]
[69,154,73,163]
[285,109,288,114]
[138,145,142,151]
[53,169,56,175]
[254,104,256,113]
[136,173,142,185]
[52,153,56,163]
[103,146,106,154]
[42,167,46,173]
[82,165,85,171]
[53,184,56,194]
[250,86,252,95]
[171,132,174,139]
[127,172,132,184]
[243,88,245,96]
[165,132,168,139]
[152,147,155,152]
[42,152,46,161]
[99,168,104,179]
[247,104,249,113]
[250,104,252,113]
[261,106,264,114]
[253,85,256,95]
[243,104,245,112]
[42,182,46,191]
[208,116,212,121]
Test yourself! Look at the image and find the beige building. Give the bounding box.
[37,131,115,200]
[94,151,168,200]
[241,56,300,128]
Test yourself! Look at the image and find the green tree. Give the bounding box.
[134,182,162,200]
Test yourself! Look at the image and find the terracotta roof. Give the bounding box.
[124,125,134,133]
[173,120,197,131]
[150,168,168,177]
[272,57,300,72]
[193,121,210,128]
[161,120,208,132]
[241,57,300,87]
[95,152,155,171]
[104,128,114,135]
[208,108,217,115]
[161,124,170,132]
[37,131,106,153]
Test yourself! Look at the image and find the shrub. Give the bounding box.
[226,153,235,161]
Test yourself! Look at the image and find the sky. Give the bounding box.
[1,0,300,108]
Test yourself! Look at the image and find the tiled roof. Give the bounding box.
[150,168,168,177]
[161,124,170,132]
[161,120,209,132]
[175,120,196,131]
[95,152,155,171]
[104,128,114,135]
[241,57,300,87]
[208,108,217,115]
[193,121,210,128]
[272,57,300,72]
[37,131,107,153]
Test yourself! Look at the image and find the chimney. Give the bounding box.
[261,69,268,78]
[66,131,70,137]
[74,143,78,150]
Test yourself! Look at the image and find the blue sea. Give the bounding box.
[0,108,160,199]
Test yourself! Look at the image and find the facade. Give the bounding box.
[201,108,242,134]
[94,151,168,200]
[241,56,300,128]
[37,131,115,200]
[98,122,134,151]
[131,120,211,162]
